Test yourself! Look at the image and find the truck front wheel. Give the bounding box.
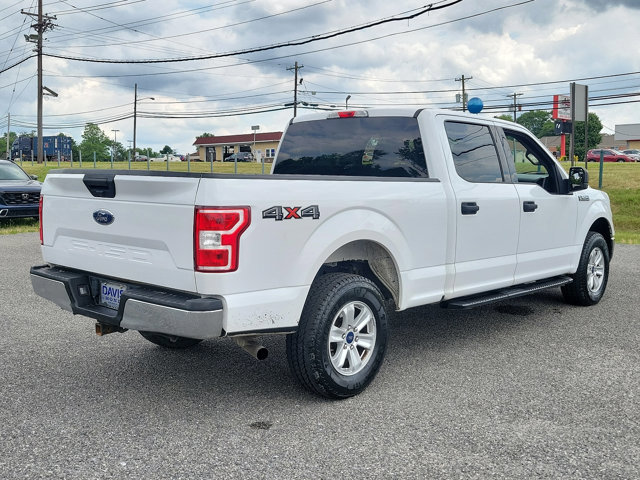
[562,231,610,306]
[139,331,203,349]
[286,273,389,399]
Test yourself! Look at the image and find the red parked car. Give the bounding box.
[586,149,636,162]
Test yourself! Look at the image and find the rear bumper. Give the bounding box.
[30,265,224,339]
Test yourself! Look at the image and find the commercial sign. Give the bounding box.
[552,94,571,120]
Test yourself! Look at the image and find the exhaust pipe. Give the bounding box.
[95,323,127,336]
[0,209,7,217]
[234,336,268,361]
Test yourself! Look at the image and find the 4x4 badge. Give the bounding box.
[262,205,320,221]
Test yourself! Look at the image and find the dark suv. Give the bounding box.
[0,160,41,220]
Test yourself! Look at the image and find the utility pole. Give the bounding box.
[21,1,56,164]
[6,113,9,160]
[455,74,472,112]
[507,92,523,121]
[133,83,138,159]
[287,61,303,117]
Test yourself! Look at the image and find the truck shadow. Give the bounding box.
[68,289,571,406]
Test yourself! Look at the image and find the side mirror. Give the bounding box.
[569,166,588,191]
[30,174,38,180]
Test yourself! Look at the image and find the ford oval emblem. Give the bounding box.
[93,209,115,225]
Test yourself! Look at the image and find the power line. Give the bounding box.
[45,0,243,41]
[289,71,640,96]
[41,1,464,64]
[15,1,536,81]
[39,1,333,62]
[47,0,238,59]
[0,54,35,75]
[0,0,27,16]
[48,0,146,16]
[24,1,530,80]
[303,65,454,83]
[53,0,333,49]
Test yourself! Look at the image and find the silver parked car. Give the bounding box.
[622,149,640,161]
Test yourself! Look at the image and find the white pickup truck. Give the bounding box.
[31,108,614,398]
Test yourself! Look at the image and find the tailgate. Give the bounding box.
[40,171,200,292]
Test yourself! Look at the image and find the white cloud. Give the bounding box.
[1,0,639,155]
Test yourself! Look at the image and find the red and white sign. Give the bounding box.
[553,94,571,120]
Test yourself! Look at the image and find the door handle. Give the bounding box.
[523,201,538,212]
[461,202,480,215]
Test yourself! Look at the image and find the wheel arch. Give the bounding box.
[315,240,401,310]
[296,208,410,310]
[588,217,615,259]
[574,192,614,263]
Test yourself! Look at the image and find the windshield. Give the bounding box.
[0,162,31,181]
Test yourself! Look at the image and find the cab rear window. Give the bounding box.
[273,116,428,178]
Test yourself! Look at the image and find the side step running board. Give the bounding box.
[441,275,573,310]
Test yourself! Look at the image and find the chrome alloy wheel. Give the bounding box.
[328,301,377,376]
[587,247,606,294]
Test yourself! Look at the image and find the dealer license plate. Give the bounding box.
[99,282,126,310]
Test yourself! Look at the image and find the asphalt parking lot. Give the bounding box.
[1,233,638,479]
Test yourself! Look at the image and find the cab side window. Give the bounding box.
[445,121,504,183]
[501,129,557,193]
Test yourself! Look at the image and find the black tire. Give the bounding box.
[286,273,389,399]
[617,158,625,163]
[562,231,610,306]
[139,331,203,349]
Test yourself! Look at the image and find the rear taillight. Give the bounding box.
[194,206,250,272]
[39,195,43,245]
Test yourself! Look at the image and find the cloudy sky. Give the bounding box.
[1,0,638,155]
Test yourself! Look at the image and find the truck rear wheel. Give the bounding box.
[286,273,388,398]
[562,231,610,306]
[139,331,203,349]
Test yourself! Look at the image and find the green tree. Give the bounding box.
[565,112,603,162]
[111,141,127,161]
[494,114,514,122]
[79,123,111,161]
[1,131,19,160]
[516,110,555,138]
[160,145,173,154]
[537,121,556,138]
[137,146,154,158]
[70,137,79,161]
[197,132,214,138]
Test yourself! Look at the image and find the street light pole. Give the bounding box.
[133,83,154,160]
[111,129,119,161]
[251,125,260,160]
[133,83,138,159]
[345,95,351,109]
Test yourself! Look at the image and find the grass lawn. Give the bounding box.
[2,160,639,244]
[559,161,640,244]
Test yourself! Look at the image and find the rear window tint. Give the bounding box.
[273,116,428,178]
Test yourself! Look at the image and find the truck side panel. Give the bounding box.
[194,176,449,333]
